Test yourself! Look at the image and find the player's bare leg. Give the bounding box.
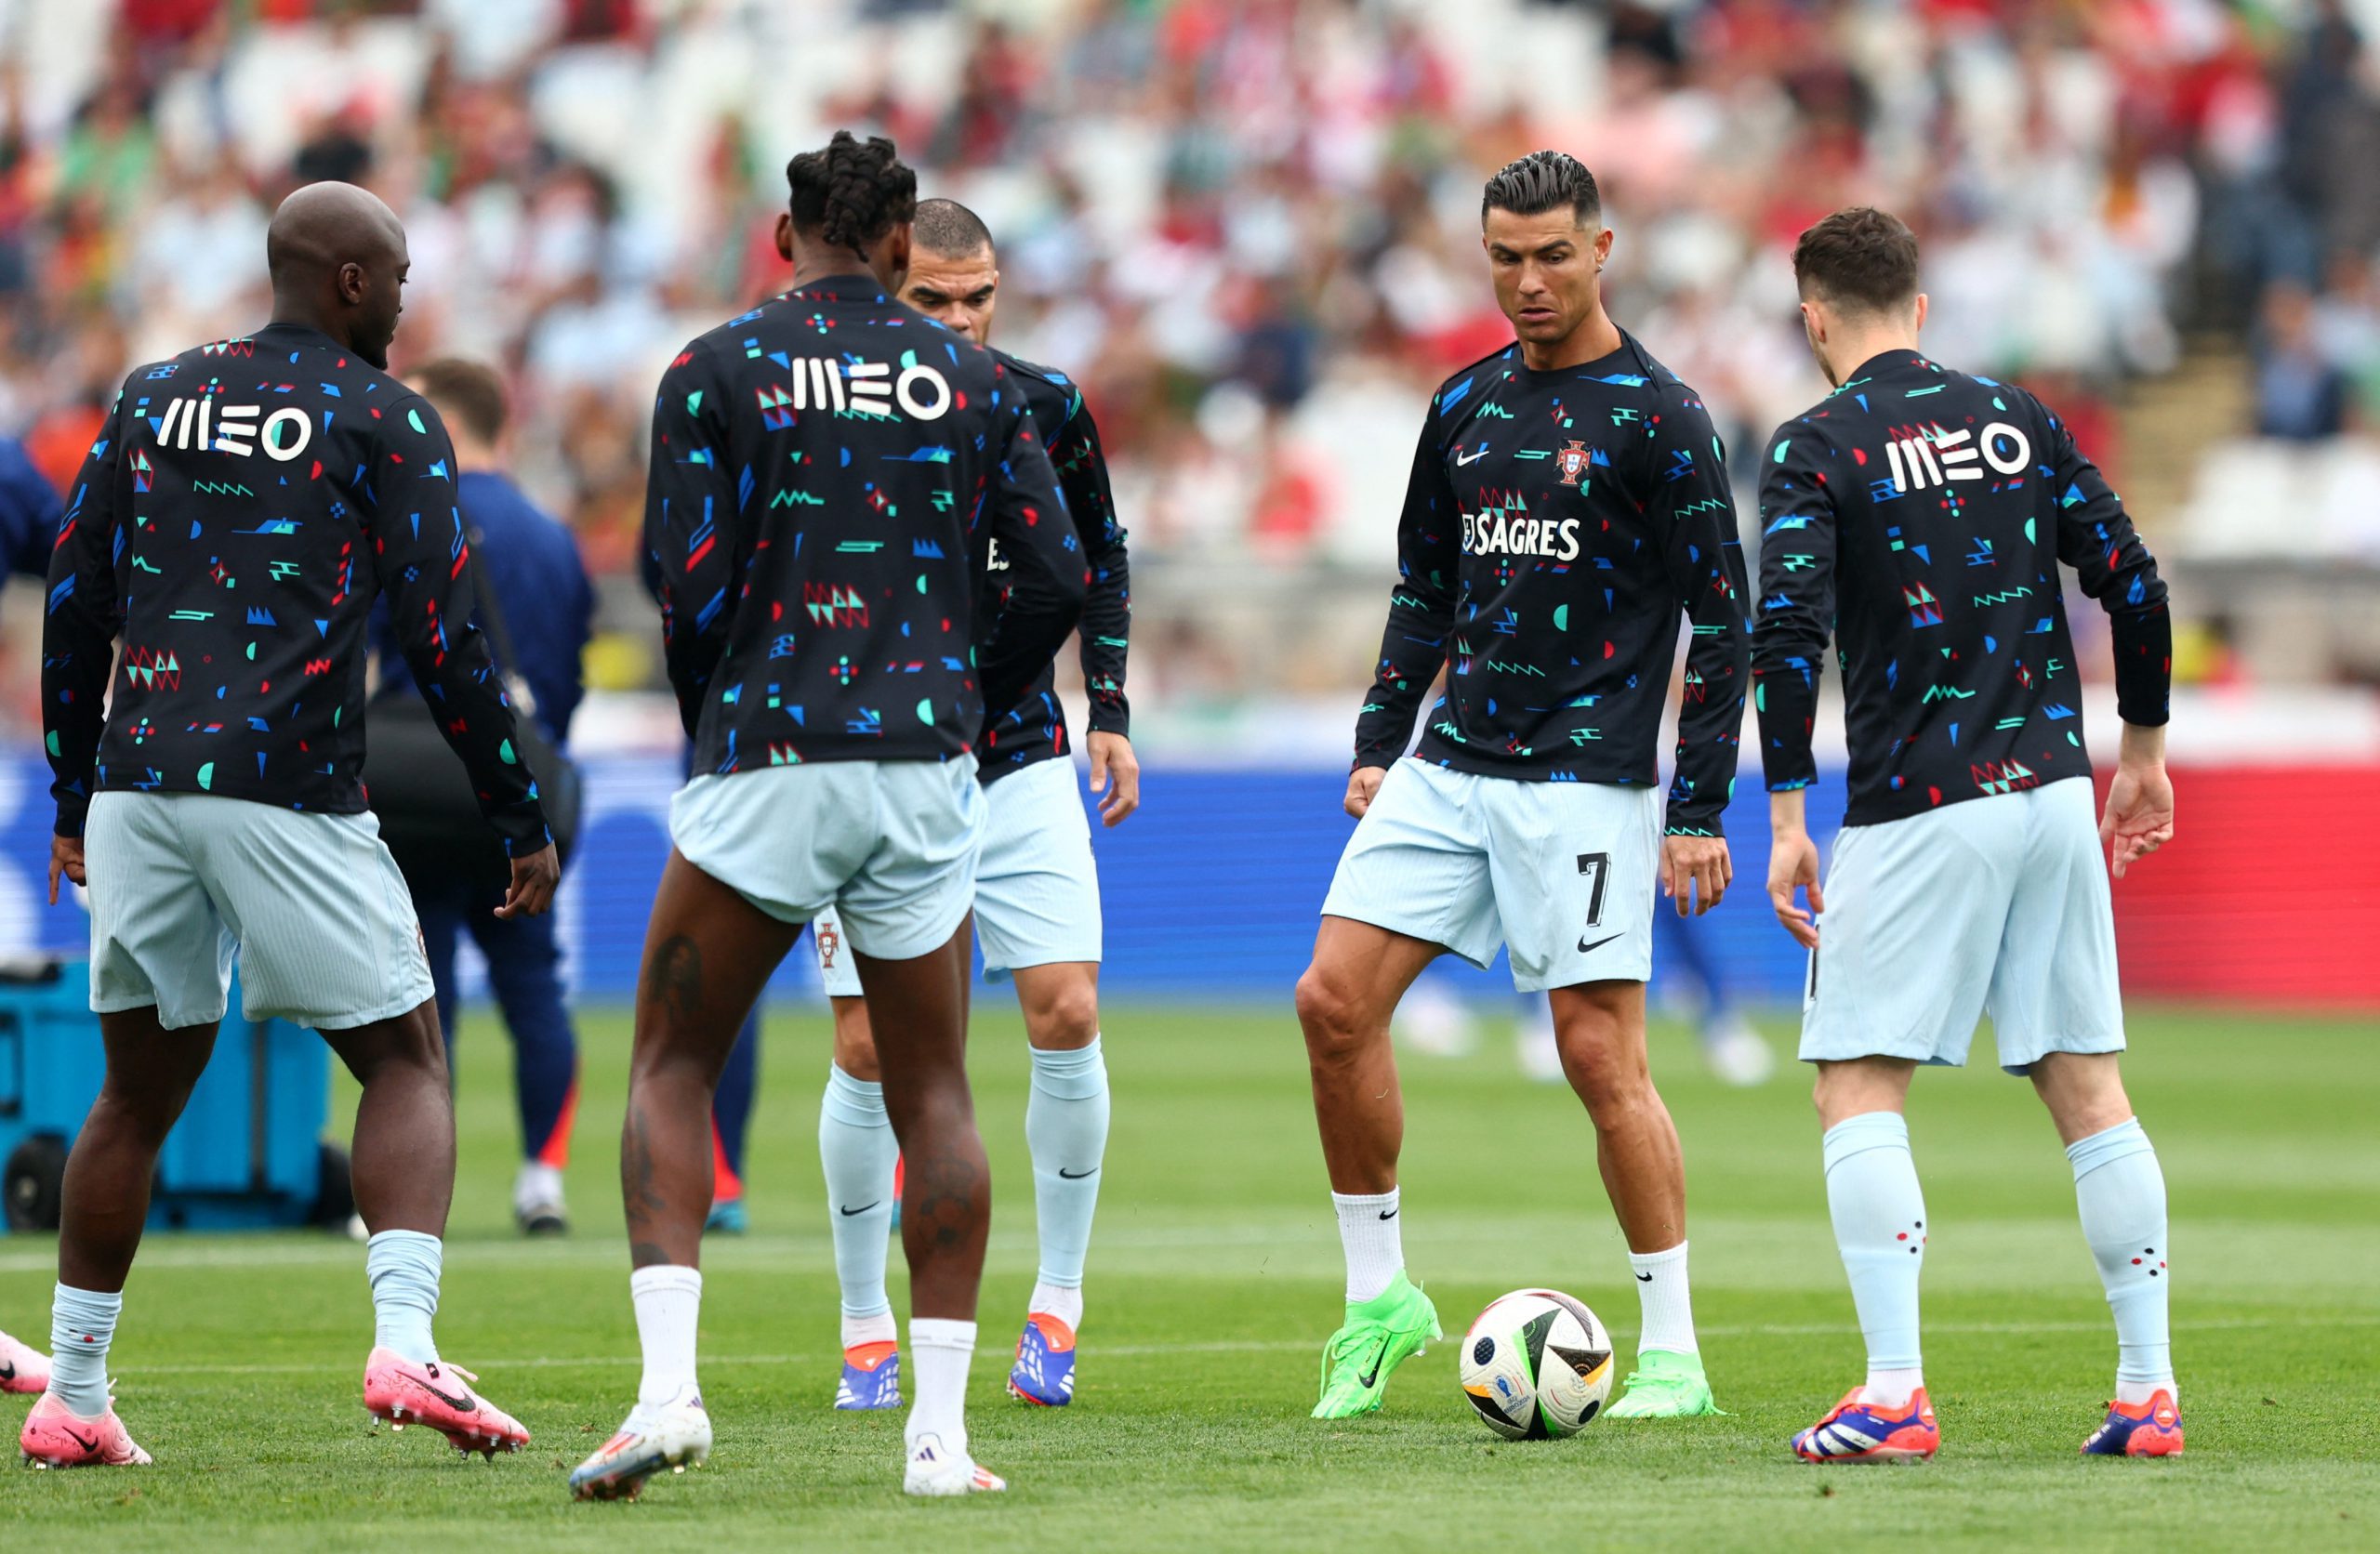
[574,849,796,1500]
[1296,915,1447,1416]
[1552,978,1719,1418]
[328,1002,530,1456]
[2030,1052,2180,1455]
[853,921,1008,1493]
[22,1008,214,1467]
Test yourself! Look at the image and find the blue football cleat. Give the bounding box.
[2082,1389,2183,1456]
[835,1341,903,1411]
[704,1198,747,1235]
[1006,1313,1076,1406]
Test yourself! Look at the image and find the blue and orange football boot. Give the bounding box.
[1792,1387,1939,1463]
[2082,1389,2183,1456]
[1007,1313,1076,1406]
[834,1340,903,1411]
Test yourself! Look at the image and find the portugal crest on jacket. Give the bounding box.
[1556,440,1591,487]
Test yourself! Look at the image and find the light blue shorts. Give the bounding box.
[1799,777,2125,1074]
[813,756,1101,994]
[84,792,435,1032]
[671,757,983,962]
[1319,759,1661,994]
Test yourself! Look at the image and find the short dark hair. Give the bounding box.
[1792,207,1921,316]
[411,357,506,444]
[1481,151,1601,227]
[912,197,995,260]
[786,131,918,251]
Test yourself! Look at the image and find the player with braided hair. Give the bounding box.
[572,132,1083,1502]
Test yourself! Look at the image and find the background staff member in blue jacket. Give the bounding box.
[374,358,594,1237]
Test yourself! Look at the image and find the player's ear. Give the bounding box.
[1911,292,1929,334]
[774,213,794,263]
[1593,224,1614,267]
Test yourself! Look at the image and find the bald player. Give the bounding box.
[809,197,1135,1415]
[32,181,558,1468]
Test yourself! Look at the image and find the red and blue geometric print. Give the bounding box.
[1751,351,2171,827]
[642,274,1082,779]
[42,321,549,856]
[1351,334,1751,838]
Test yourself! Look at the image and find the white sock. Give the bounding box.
[1331,1189,1404,1304]
[1029,1280,1083,1332]
[906,1317,976,1456]
[630,1265,702,1410]
[1863,1366,1924,1411]
[513,1161,565,1214]
[1628,1241,1699,1357]
[841,1310,897,1352]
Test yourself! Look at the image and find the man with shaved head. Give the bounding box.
[29,180,559,1468]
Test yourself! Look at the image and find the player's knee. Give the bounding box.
[1294,965,1366,1058]
[1563,1049,1654,1125]
[1024,980,1100,1050]
[830,1002,880,1079]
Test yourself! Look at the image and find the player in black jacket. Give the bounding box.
[572,136,1083,1505]
[807,197,1135,1416]
[1299,152,1749,1422]
[1753,207,2181,1463]
[28,182,554,1470]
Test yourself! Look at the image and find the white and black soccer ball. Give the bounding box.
[1457,1289,1614,1440]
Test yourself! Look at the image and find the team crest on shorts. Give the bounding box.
[818,917,843,970]
[1556,441,1591,486]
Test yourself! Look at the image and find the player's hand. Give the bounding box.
[1660,834,1731,915]
[1088,731,1140,827]
[496,845,561,918]
[1766,828,1824,949]
[2100,759,2175,880]
[1344,765,1386,819]
[48,835,86,905]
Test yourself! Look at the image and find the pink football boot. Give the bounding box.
[0,1328,49,1394]
[20,1392,152,1468]
[363,1348,530,1458]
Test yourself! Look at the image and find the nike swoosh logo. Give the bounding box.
[1357,1337,1392,1389]
[1378,1207,1398,1220]
[415,1377,478,1414]
[839,1202,881,1216]
[64,1428,97,1453]
[1454,448,1489,467]
[1579,932,1624,954]
[0,1362,14,1382]
[1636,1272,1654,1282]
[1058,1167,1099,1180]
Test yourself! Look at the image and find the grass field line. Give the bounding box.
[115,1314,2380,1377]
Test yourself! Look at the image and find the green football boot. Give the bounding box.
[1312,1272,1441,1419]
[1604,1348,1726,1418]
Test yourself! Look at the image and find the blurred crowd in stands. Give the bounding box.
[0,0,2368,717]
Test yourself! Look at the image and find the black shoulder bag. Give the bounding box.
[362,531,582,883]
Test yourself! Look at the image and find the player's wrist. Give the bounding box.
[2116,722,2166,769]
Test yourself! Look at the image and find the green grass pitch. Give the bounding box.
[2,1001,2374,1550]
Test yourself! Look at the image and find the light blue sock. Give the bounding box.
[2067,1117,2174,1400]
[1026,1038,1110,1303]
[1822,1112,1927,1391]
[819,1065,897,1326]
[47,1284,121,1417]
[365,1230,442,1364]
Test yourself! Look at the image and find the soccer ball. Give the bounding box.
[1457,1289,1614,1440]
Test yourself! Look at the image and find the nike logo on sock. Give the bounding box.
[840,1202,881,1216]
[1635,1272,1653,1282]
[1058,1167,1099,1180]
[1579,932,1624,955]
[1378,1207,1398,1220]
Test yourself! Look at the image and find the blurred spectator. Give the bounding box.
[2254,281,2350,441]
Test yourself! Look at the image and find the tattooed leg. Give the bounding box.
[622,849,799,1269]
[853,919,986,1322]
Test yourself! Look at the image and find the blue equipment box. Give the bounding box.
[0,959,341,1233]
